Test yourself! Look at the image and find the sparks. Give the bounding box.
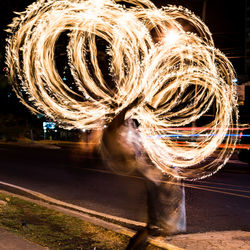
[6,0,239,180]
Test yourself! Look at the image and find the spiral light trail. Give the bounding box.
[6,0,238,180]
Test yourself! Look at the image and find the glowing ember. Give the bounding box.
[6,0,238,180]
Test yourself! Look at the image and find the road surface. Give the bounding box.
[0,142,249,233]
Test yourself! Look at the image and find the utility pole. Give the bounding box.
[193,0,208,129]
[202,0,207,22]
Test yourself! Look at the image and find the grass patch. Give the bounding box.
[0,192,130,249]
[0,192,163,249]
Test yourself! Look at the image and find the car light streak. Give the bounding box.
[150,133,249,138]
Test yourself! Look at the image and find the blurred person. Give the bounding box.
[100,98,186,249]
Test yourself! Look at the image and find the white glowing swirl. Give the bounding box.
[6,0,238,180]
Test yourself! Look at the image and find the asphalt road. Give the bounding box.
[0,142,249,233]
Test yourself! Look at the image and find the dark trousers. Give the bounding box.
[145,176,186,234]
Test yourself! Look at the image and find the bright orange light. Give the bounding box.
[163,30,180,45]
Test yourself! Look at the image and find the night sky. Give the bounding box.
[0,0,246,76]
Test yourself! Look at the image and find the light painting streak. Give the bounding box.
[5,0,239,180]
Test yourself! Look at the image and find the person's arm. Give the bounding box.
[106,95,143,131]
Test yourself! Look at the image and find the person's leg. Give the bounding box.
[126,173,186,248]
[136,157,186,235]
[145,175,186,235]
[125,227,149,250]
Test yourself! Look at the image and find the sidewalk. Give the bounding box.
[161,230,250,250]
[0,228,46,250]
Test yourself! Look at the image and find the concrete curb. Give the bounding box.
[0,181,182,250]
